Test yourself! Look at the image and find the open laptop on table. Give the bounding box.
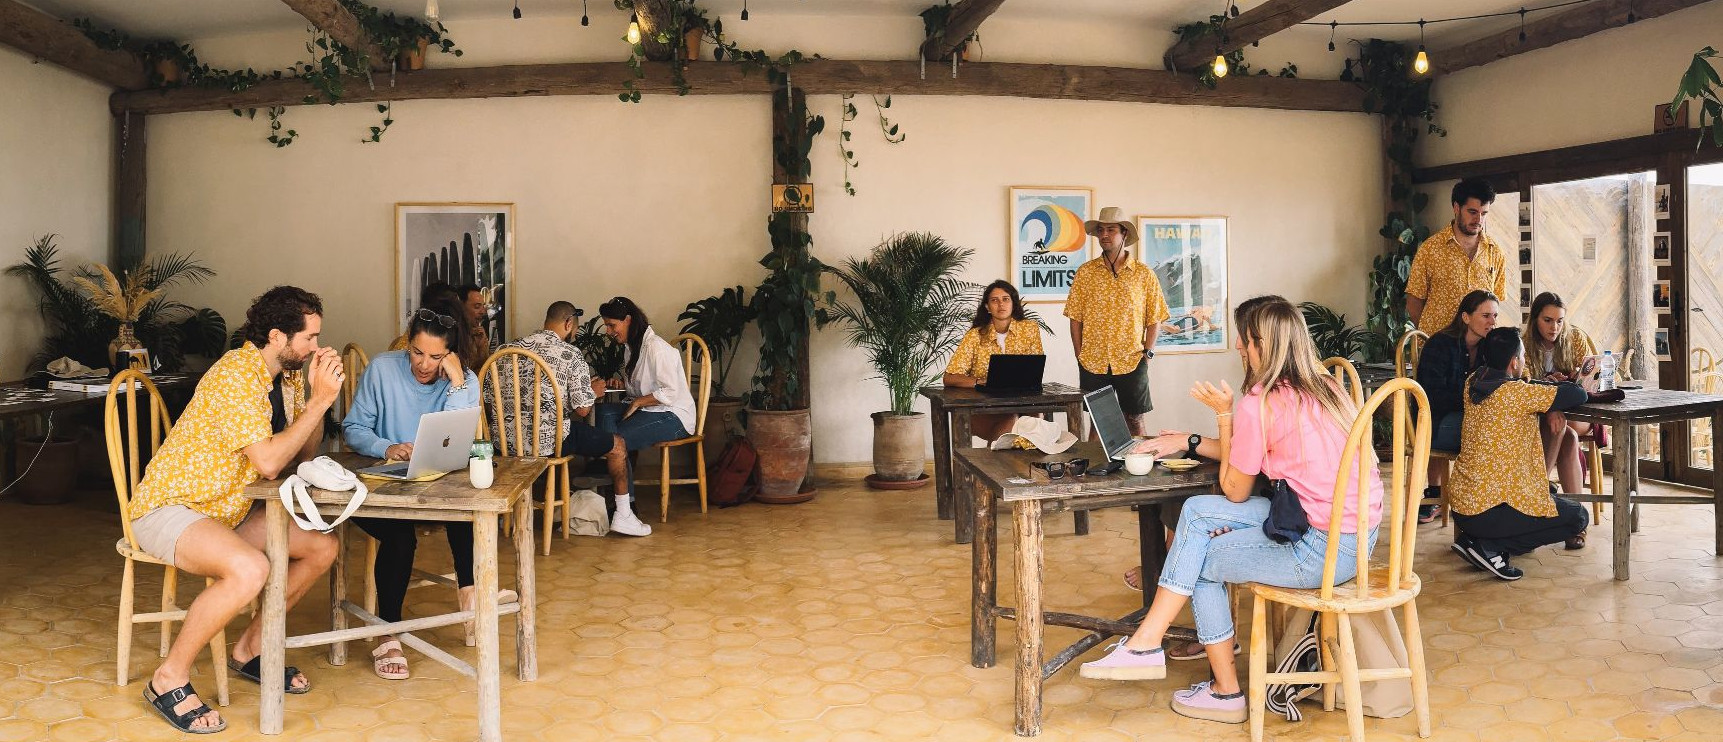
[1083,385,1138,465]
[976,354,1046,395]
[356,406,482,480]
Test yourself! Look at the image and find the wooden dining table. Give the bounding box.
[921,382,1089,544]
[241,452,548,742]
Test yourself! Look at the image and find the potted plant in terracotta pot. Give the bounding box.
[746,213,831,503]
[824,232,976,489]
[678,286,757,463]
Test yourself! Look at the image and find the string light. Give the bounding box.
[741,0,749,21]
[1627,0,1636,23]
[512,0,521,20]
[1327,20,1337,52]
[424,0,438,23]
[1413,19,1429,75]
[1213,1,1232,78]
[1305,0,1629,70]
[1519,8,1528,41]
[626,12,641,44]
[581,0,589,26]
[1213,46,1229,78]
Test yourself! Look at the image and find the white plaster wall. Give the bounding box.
[0,46,115,380]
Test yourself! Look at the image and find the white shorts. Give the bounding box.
[130,503,258,566]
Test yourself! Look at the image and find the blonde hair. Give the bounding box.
[1236,298,1360,433]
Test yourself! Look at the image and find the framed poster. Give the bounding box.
[1137,216,1229,354]
[395,203,515,350]
[1008,186,1093,303]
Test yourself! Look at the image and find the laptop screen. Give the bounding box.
[1084,386,1135,461]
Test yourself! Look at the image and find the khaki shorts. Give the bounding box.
[131,503,258,566]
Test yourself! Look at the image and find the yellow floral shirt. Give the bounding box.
[1524,326,1598,379]
[1405,224,1509,336]
[1447,375,1560,518]
[127,343,305,527]
[945,321,1045,382]
[1064,252,1171,375]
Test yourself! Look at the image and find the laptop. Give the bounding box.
[976,354,1046,395]
[356,407,482,480]
[1084,386,1137,462]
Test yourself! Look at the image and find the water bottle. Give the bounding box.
[1598,351,1616,392]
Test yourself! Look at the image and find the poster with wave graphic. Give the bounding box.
[1009,187,1093,302]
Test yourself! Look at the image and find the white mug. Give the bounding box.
[468,455,494,489]
[1124,453,1156,476]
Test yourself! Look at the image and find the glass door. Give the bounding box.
[1687,163,1723,475]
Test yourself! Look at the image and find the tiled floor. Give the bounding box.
[2,473,1722,741]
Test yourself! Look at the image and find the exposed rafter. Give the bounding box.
[0,0,149,90]
[1433,0,1713,74]
[1163,0,1353,73]
[280,0,390,72]
[919,0,1008,62]
[110,60,1367,116]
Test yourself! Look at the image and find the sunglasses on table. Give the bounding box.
[1031,458,1090,480]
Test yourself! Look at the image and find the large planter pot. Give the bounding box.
[702,397,746,466]
[13,434,79,505]
[683,27,703,63]
[398,38,430,71]
[870,411,928,485]
[748,408,812,504]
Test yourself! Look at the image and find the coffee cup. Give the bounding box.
[1124,453,1156,476]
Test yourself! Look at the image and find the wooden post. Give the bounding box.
[329,523,349,666]
[114,110,146,267]
[970,476,997,668]
[473,512,502,742]
[931,401,953,520]
[1136,503,1166,610]
[513,494,539,680]
[769,80,818,492]
[954,410,975,543]
[1612,420,1636,580]
[1012,500,1045,736]
[260,500,290,734]
[1066,401,1090,536]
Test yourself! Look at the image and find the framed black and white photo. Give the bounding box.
[1654,232,1672,267]
[1655,184,1672,219]
[395,203,515,350]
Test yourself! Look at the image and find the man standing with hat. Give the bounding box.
[1066,206,1170,436]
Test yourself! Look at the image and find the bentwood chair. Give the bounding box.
[105,370,229,706]
[635,333,713,522]
[1245,377,1434,742]
[1394,330,1429,380]
[480,347,572,556]
[331,343,369,452]
[1322,357,1364,406]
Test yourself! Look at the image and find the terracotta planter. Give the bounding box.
[13,434,79,505]
[683,27,703,63]
[398,39,429,71]
[153,59,183,85]
[748,408,812,504]
[870,411,927,482]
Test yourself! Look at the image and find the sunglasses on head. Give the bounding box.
[1031,457,1090,480]
[414,308,457,328]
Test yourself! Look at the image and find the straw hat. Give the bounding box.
[1083,206,1139,248]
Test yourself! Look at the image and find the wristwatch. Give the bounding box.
[1187,433,1203,457]
[1145,349,1156,359]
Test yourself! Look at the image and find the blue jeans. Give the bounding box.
[1156,494,1377,645]
[1433,412,1463,453]
[592,403,690,496]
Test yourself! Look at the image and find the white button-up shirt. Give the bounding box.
[625,326,696,434]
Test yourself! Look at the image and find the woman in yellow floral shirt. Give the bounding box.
[944,280,1044,440]
[1448,328,1590,580]
[1522,292,1599,500]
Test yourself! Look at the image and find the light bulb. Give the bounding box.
[1413,48,1430,75]
[626,14,641,45]
[1212,54,1228,78]
[425,0,439,23]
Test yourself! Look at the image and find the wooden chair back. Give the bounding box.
[1322,357,1364,406]
[478,347,564,458]
[1694,347,1717,377]
[1394,330,1429,379]
[104,370,174,551]
[671,333,713,438]
[337,343,369,421]
[1319,377,1431,602]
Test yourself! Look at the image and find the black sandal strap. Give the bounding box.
[146,681,217,731]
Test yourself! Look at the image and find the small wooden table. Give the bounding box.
[921,382,1088,544]
[243,453,548,742]
[958,442,1216,737]
[1356,363,1398,394]
[0,373,200,481]
[1560,388,1723,580]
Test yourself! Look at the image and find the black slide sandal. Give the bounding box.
[144,680,225,734]
[229,657,311,694]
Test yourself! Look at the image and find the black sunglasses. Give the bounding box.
[414,308,457,328]
[1032,458,1090,480]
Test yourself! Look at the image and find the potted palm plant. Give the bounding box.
[824,232,977,488]
[679,286,757,460]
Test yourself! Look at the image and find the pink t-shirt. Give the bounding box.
[1229,384,1383,534]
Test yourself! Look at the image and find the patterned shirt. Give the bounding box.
[1064,252,1171,375]
[488,331,595,457]
[1447,375,1560,518]
[128,343,304,527]
[1405,224,1509,336]
[945,321,1045,382]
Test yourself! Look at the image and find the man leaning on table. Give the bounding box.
[124,286,341,734]
[1065,206,1171,437]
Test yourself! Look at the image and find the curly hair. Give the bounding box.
[239,286,324,347]
[970,280,1027,330]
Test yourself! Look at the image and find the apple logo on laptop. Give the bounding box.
[441,436,451,448]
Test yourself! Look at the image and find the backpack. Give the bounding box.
[708,437,757,507]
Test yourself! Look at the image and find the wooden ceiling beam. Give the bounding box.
[1163,0,1353,73]
[111,60,1367,116]
[1433,0,1714,74]
[0,0,149,90]
[280,0,391,72]
[919,0,1008,62]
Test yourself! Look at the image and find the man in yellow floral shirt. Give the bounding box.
[126,286,342,733]
[1066,206,1171,436]
[1405,178,1509,337]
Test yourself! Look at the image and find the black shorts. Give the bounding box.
[562,421,615,458]
[1079,362,1153,415]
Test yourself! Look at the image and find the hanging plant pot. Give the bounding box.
[399,38,430,71]
[748,408,812,503]
[153,58,184,85]
[868,411,929,487]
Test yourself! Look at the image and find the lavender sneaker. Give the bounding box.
[1078,640,1166,680]
[1171,680,1248,724]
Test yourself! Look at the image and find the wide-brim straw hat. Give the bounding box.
[1083,206,1139,248]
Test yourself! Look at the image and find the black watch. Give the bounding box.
[1187,433,1203,457]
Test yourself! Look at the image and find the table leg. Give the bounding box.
[1138,503,1167,610]
[474,512,502,742]
[513,496,538,680]
[1714,411,1723,557]
[329,523,349,666]
[932,403,953,521]
[260,499,289,735]
[971,475,998,669]
[1611,421,1636,581]
[1066,402,1091,537]
[1013,500,1045,737]
[954,411,976,544]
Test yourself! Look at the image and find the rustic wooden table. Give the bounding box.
[242,452,548,742]
[958,441,1215,737]
[1560,388,1723,580]
[921,382,1088,544]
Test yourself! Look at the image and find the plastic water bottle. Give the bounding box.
[1598,351,1616,392]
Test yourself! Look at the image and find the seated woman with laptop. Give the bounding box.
[942,280,1045,441]
[1522,291,1598,505]
[342,298,499,680]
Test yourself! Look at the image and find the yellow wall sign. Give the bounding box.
[772,184,814,213]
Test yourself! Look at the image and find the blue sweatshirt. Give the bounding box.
[342,350,480,459]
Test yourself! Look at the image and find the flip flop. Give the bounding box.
[144,680,225,734]
[372,639,410,680]
[1123,567,1144,592]
[228,657,310,694]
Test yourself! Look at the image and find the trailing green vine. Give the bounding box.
[1170,15,1297,88]
[750,84,832,411]
[838,94,859,196]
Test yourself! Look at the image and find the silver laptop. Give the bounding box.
[356,407,482,480]
[1083,386,1137,462]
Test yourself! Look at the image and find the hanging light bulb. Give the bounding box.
[1518,7,1527,42]
[1327,21,1337,52]
[581,0,589,26]
[512,0,521,19]
[626,12,641,45]
[424,0,439,23]
[1413,19,1429,75]
[741,0,750,21]
[1627,0,1637,23]
[1212,50,1229,78]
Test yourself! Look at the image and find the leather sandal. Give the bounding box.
[144,680,225,734]
[372,639,410,680]
[228,656,309,694]
[1565,531,1586,550]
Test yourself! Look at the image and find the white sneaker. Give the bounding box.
[609,508,652,537]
